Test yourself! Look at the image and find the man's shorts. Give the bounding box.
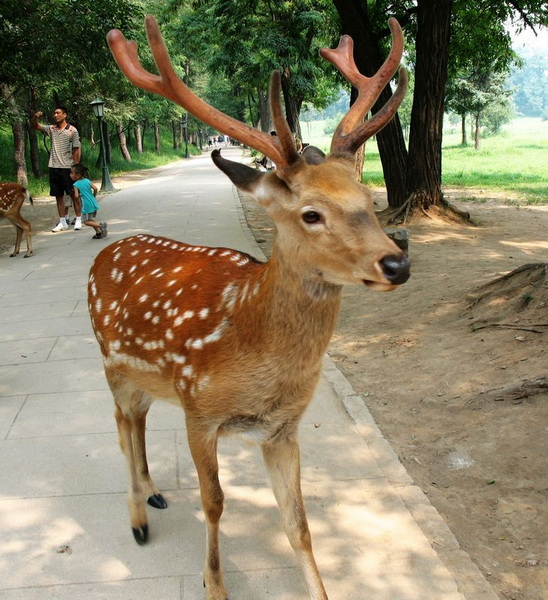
[49,168,74,197]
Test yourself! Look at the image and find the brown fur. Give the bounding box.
[0,183,33,258]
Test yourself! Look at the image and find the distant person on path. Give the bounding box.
[31,106,82,232]
[70,164,107,239]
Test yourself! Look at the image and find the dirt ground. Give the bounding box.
[2,169,547,600]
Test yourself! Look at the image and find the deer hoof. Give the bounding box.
[132,524,149,545]
[147,493,167,509]
[24,253,33,258]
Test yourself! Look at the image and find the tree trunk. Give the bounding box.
[280,68,302,140]
[258,87,270,133]
[461,113,467,145]
[27,87,42,177]
[117,123,131,161]
[474,112,480,150]
[332,0,409,208]
[135,123,143,154]
[404,0,453,208]
[354,143,365,183]
[154,122,161,151]
[172,120,178,149]
[12,120,28,187]
[0,84,28,186]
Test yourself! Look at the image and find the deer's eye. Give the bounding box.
[302,210,322,224]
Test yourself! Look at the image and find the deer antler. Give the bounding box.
[320,18,408,156]
[107,16,299,171]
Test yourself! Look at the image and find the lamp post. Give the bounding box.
[89,98,115,192]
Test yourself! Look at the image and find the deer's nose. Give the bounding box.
[379,254,411,285]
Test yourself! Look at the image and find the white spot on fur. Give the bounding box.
[109,340,121,352]
[197,376,210,392]
[199,308,209,319]
[105,353,161,373]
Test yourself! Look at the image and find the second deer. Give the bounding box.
[0,183,33,258]
[89,16,410,600]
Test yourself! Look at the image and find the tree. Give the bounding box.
[171,0,339,140]
[332,0,547,220]
[0,0,142,184]
[447,69,513,149]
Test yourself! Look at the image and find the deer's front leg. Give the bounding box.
[187,424,227,600]
[262,435,328,600]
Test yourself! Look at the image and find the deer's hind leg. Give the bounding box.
[7,215,32,258]
[107,369,166,545]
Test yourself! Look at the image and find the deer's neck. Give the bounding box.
[235,243,342,361]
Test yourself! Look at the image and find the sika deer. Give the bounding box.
[89,16,410,600]
[0,183,33,258]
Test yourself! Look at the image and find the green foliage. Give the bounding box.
[0,123,200,197]
[359,117,548,204]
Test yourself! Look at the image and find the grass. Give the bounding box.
[2,117,547,204]
[0,125,201,198]
[300,116,548,205]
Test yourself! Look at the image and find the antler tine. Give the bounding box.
[320,18,406,155]
[107,16,291,169]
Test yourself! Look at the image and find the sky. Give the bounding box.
[509,22,548,53]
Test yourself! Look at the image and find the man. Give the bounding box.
[32,106,82,231]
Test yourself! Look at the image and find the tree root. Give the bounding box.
[471,323,548,334]
[468,376,548,404]
[380,192,472,226]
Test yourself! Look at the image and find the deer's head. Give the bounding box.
[107,16,410,291]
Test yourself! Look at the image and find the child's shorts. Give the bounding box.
[82,211,97,221]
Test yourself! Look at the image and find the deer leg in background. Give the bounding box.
[187,423,227,600]
[131,398,168,510]
[115,402,149,544]
[262,435,328,600]
[10,223,23,257]
[8,215,32,257]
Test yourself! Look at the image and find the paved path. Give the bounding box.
[0,148,498,599]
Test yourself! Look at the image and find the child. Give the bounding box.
[70,164,107,239]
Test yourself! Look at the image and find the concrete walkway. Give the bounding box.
[0,148,498,599]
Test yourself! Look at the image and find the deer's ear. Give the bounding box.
[301,146,326,165]
[211,149,264,192]
[211,150,290,208]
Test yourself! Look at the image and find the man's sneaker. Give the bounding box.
[52,221,69,232]
[100,222,108,238]
[74,218,82,231]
